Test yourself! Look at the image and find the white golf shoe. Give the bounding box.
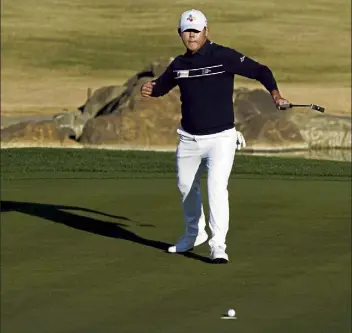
[167,232,208,253]
[210,246,229,264]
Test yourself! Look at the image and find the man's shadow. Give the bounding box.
[0,201,210,263]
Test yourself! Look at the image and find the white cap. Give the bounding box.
[179,9,207,33]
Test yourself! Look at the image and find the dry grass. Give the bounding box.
[1,0,351,116]
[2,74,350,118]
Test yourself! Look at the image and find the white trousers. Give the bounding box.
[176,126,238,250]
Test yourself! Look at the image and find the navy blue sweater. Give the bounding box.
[151,39,278,135]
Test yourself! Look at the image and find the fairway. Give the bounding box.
[1,150,351,333]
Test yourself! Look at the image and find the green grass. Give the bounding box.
[1,0,351,84]
[1,148,351,179]
[1,149,351,332]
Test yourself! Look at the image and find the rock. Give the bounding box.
[234,88,278,123]
[77,59,173,120]
[237,112,307,150]
[143,57,175,78]
[0,120,78,146]
[1,114,54,130]
[234,88,351,150]
[53,111,78,127]
[25,61,344,152]
[289,113,351,149]
[76,59,179,146]
[78,83,351,150]
[123,57,174,93]
[233,88,306,149]
[53,111,88,140]
[80,85,127,118]
[79,88,181,146]
[302,148,352,162]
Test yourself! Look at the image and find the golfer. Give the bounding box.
[141,9,290,263]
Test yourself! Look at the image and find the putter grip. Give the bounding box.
[277,103,292,110]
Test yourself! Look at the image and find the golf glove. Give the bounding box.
[236,131,246,150]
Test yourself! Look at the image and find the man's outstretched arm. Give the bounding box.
[222,48,289,108]
[141,63,177,98]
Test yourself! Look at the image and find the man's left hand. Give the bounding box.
[271,90,290,110]
[275,98,291,110]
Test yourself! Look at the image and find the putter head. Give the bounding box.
[311,104,325,112]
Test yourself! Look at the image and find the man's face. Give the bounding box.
[180,27,208,53]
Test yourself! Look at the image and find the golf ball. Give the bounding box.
[227,309,236,317]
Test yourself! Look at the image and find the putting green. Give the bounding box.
[1,150,351,332]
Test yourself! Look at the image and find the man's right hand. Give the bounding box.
[141,81,156,97]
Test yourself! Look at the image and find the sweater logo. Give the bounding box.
[177,70,189,78]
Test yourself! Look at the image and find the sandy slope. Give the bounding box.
[1,72,350,120]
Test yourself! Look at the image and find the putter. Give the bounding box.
[277,103,325,113]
